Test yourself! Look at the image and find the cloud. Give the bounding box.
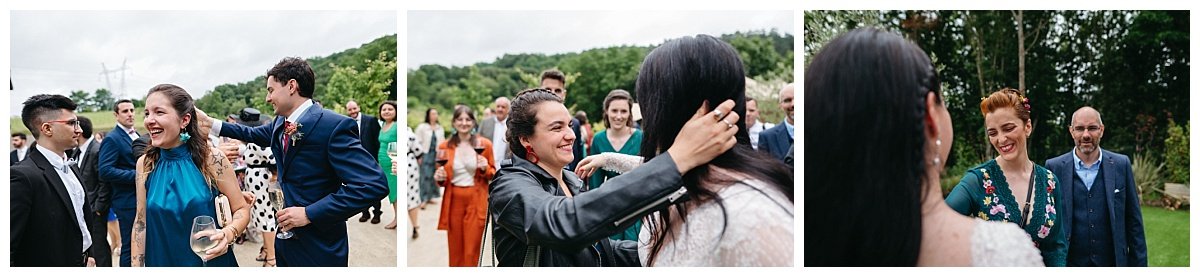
[10,10,396,115]
[407,10,794,69]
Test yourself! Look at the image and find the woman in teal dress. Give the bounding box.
[946,88,1067,266]
[131,84,250,267]
[377,101,399,229]
[585,89,643,241]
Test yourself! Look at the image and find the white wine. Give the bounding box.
[190,235,218,257]
[269,189,286,211]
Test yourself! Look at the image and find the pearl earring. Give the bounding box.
[933,157,940,165]
[936,139,942,146]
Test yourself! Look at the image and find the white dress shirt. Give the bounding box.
[35,144,92,252]
[490,117,508,169]
[116,123,139,141]
[212,99,316,147]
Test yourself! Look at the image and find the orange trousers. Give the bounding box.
[446,184,488,267]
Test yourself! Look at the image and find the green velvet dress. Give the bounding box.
[946,159,1068,266]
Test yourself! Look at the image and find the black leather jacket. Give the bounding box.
[489,153,684,266]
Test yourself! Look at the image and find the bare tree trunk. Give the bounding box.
[969,12,993,160]
[1015,10,1026,93]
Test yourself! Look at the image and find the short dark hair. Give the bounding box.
[22,94,77,139]
[114,99,134,112]
[267,57,316,98]
[78,116,94,139]
[539,69,566,85]
[12,133,27,140]
[506,88,563,158]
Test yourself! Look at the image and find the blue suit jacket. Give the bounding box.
[219,103,388,267]
[1046,149,1148,266]
[98,127,138,211]
[758,121,792,163]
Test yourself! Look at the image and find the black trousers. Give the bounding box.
[87,212,112,267]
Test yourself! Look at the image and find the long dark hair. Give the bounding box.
[635,34,794,266]
[447,105,478,147]
[140,84,217,188]
[424,108,438,125]
[506,88,563,160]
[804,28,942,266]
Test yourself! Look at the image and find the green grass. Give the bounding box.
[1143,206,1190,267]
[11,109,147,135]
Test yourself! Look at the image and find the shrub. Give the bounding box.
[1164,119,1189,184]
[1133,152,1166,205]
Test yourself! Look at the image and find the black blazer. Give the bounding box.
[358,114,382,160]
[10,144,93,266]
[10,149,19,165]
[79,141,110,218]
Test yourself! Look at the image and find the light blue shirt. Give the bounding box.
[783,119,794,140]
[1072,147,1104,191]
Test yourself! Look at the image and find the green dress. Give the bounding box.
[946,160,1068,266]
[588,128,643,241]
[378,123,398,203]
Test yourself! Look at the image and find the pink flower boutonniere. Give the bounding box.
[285,122,305,146]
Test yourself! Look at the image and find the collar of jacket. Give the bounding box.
[506,155,586,194]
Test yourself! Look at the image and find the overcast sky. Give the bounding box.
[10,10,396,115]
[407,10,794,69]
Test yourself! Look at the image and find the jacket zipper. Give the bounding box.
[614,187,688,227]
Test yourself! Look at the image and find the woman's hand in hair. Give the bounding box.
[666,100,739,174]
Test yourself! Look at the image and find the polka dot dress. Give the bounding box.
[242,143,278,232]
[406,127,422,210]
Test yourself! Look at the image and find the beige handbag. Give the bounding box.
[213,187,233,228]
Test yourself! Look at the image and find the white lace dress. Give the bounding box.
[586,153,795,266]
[970,218,1045,266]
[636,179,794,266]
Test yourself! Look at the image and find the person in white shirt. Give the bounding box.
[479,96,511,169]
[745,98,774,150]
[11,132,30,165]
[11,94,95,266]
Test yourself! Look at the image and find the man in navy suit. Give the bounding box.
[1046,107,1147,266]
[199,57,388,267]
[759,84,794,166]
[97,99,141,267]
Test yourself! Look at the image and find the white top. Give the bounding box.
[451,143,476,187]
[490,117,508,169]
[77,137,94,163]
[414,123,445,155]
[970,218,1046,266]
[638,179,794,267]
[747,120,774,150]
[35,144,92,252]
[16,146,29,162]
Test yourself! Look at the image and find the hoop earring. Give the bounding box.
[528,145,542,164]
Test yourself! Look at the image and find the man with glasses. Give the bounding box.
[11,94,95,266]
[539,69,585,171]
[1046,107,1147,267]
[97,99,141,267]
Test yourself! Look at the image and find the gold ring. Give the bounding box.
[722,119,734,128]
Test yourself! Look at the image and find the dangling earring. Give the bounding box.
[180,129,191,142]
[932,139,942,165]
[525,145,539,164]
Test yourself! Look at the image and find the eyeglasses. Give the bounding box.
[45,119,81,127]
[1071,126,1101,133]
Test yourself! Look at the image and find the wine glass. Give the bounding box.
[269,182,294,239]
[473,141,485,155]
[387,142,399,160]
[190,216,219,267]
[435,149,449,166]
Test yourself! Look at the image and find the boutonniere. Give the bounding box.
[285,122,305,146]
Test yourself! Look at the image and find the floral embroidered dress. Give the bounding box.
[946,159,1067,266]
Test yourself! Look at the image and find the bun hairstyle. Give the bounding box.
[980,88,1031,123]
[505,88,563,160]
